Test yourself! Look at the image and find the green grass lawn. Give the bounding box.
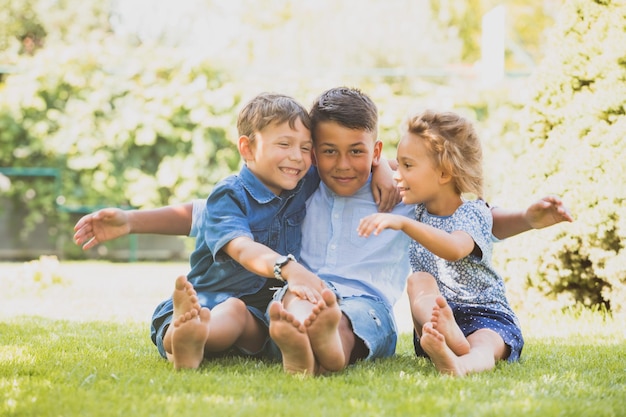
[1,261,625,417]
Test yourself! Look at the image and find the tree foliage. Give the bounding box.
[497,0,626,314]
[0,1,240,242]
[429,0,563,69]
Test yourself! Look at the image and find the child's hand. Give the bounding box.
[283,270,327,304]
[525,195,574,229]
[357,213,404,237]
[288,284,324,305]
[73,208,131,250]
[371,157,401,212]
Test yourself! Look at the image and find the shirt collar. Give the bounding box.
[239,164,304,204]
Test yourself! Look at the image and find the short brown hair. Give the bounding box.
[309,87,378,142]
[237,93,311,141]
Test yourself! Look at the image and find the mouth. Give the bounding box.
[280,167,302,177]
[332,175,355,184]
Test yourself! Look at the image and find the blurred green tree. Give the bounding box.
[497,0,626,314]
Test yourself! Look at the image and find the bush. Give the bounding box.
[0,40,240,245]
[498,0,626,314]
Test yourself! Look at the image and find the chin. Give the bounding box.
[401,196,416,205]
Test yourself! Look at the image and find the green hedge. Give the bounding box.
[497,0,626,314]
[0,40,240,244]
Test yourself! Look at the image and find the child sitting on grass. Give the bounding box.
[357,110,571,376]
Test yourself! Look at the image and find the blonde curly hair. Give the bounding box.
[403,110,483,199]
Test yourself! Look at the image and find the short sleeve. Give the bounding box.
[189,199,207,238]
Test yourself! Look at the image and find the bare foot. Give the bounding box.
[306,289,345,372]
[420,322,465,377]
[430,296,470,356]
[269,301,315,375]
[164,275,201,355]
[171,307,211,370]
[173,275,200,320]
[284,296,324,330]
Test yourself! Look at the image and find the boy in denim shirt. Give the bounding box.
[152,92,325,369]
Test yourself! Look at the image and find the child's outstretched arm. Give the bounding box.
[357,213,474,261]
[73,203,194,250]
[491,195,573,240]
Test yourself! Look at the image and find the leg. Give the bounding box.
[168,296,261,370]
[421,325,507,377]
[407,273,469,355]
[406,272,441,337]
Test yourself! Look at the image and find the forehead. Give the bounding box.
[398,132,426,152]
[314,121,376,147]
[259,118,311,138]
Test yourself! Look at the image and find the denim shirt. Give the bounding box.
[185,164,319,308]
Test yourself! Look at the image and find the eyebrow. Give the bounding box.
[317,141,367,148]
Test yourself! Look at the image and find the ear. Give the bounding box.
[370,140,383,167]
[311,147,318,167]
[238,135,253,162]
[439,170,453,185]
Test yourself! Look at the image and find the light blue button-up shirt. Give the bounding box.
[300,179,413,307]
[186,175,413,308]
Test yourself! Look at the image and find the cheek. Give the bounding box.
[354,159,374,175]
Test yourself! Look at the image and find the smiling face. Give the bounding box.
[239,118,312,195]
[313,120,381,196]
[394,132,444,206]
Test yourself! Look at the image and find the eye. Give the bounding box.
[322,149,336,155]
[301,145,312,153]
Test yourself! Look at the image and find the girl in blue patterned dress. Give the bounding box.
[358,110,524,376]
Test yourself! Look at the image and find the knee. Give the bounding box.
[407,272,436,293]
[222,297,248,314]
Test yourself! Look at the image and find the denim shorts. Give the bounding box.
[269,282,398,362]
[151,279,283,360]
[413,301,524,362]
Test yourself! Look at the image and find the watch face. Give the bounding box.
[276,255,289,266]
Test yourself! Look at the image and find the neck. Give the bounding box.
[424,192,463,216]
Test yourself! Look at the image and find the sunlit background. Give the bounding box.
[1,0,625,317]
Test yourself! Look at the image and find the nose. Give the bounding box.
[393,170,402,183]
[289,146,303,161]
[336,153,350,170]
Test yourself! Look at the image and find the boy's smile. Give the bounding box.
[242,118,312,195]
[313,121,381,196]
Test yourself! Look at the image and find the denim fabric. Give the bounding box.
[268,283,397,361]
[151,165,319,349]
[300,179,413,306]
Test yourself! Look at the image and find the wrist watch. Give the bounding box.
[273,254,296,282]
